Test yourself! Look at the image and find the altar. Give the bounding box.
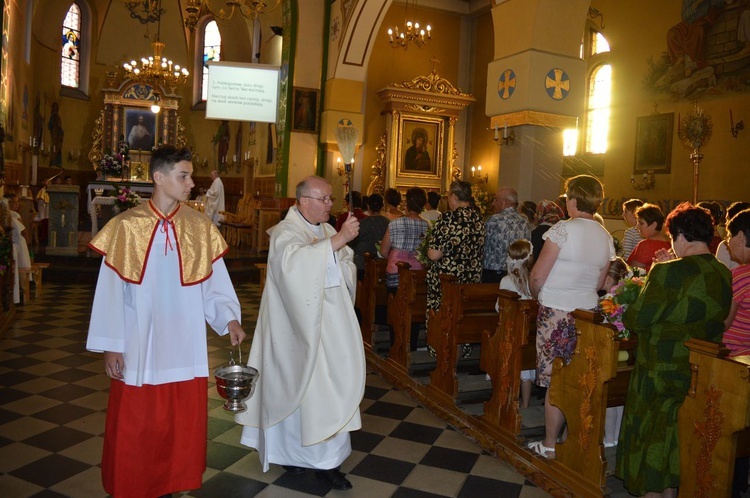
[87,181,154,235]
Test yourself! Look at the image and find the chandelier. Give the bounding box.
[183,0,269,32]
[386,0,432,50]
[122,0,189,94]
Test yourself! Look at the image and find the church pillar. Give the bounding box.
[487,0,589,201]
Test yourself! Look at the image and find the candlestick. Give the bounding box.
[504,121,508,139]
[494,124,499,141]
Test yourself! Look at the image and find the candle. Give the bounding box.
[494,124,499,141]
[504,121,508,139]
[471,166,476,177]
[731,108,734,128]
[233,154,237,162]
[61,213,65,227]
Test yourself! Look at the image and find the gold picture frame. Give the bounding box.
[397,115,445,179]
[634,113,673,174]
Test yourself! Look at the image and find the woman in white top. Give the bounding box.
[527,175,614,459]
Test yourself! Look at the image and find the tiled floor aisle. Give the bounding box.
[0,282,552,498]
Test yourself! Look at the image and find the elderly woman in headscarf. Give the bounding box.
[530,200,565,262]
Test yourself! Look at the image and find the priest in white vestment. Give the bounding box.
[237,175,365,491]
[204,169,225,226]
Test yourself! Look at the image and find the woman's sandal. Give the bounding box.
[527,440,556,459]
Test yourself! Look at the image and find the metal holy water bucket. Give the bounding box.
[214,344,258,413]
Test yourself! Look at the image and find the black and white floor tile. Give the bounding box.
[0,282,554,497]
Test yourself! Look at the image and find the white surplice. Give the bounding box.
[86,221,241,387]
[204,177,225,226]
[236,206,366,472]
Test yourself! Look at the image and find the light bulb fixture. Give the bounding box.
[151,94,162,113]
[183,0,272,32]
[470,165,488,184]
[122,0,189,92]
[490,122,515,146]
[386,0,432,50]
[630,170,656,191]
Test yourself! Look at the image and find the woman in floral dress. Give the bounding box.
[527,174,614,459]
[426,180,485,358]
[616,203,732,497]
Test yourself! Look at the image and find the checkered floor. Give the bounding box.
[0,281,552,498]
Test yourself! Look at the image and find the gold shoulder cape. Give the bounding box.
[89,201,228,286]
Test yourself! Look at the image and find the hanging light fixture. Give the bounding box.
[183,0,272,32]
[122,0,189,92]
[151,94,162,113]
[386,0,432,50]
[122,0,165,24]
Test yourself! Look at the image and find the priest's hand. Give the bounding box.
[104,351,125,380]
[228,320,246,347]
[331,213,360,251]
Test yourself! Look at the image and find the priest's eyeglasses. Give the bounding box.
[302,195,335,204]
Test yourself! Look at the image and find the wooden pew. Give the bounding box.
[356,252,388,350]
[541,309,634,498]
[678,339,750,497]
[480,290,538,441]
[427,274,501,405]
[387,262,428,373]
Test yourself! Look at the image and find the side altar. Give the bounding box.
[87,180,154,236]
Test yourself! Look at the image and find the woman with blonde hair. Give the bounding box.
[527,174,614,459]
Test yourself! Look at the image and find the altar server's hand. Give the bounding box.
[228,320,246,346]
[104,351,125,380]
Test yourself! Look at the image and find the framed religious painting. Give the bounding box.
[291,87,319,133]
[123,107,158,154]
[396,115,444,179]
[634,113,673,174]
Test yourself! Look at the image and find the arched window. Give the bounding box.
[201,20,222,101]
[583,29,611,154]
[564,28,611,157]
[61,3,82,88]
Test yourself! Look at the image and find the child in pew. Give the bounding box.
[493,239,536,408]
[598,257,630,447]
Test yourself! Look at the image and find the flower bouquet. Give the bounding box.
[114,187,141,210]
[415,224,434,266]
[597,267,647,339]
[98,153,124,178]
[471,183,494,217]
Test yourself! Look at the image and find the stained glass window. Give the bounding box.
[201,21,221,101]
[61,3,81,88]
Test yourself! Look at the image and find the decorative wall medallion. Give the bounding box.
[545,68,570,100]
[337,118,354,128]
[497,69,516,100]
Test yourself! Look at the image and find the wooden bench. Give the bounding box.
[387,262,428,373]
[480,290,539,440]
[18,262,50,302]
[426,274,501,404]
[540,309,634,498]
[357,252,388,350]
[678,338,750,497]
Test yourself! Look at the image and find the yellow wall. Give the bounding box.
[361,4,464,191]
